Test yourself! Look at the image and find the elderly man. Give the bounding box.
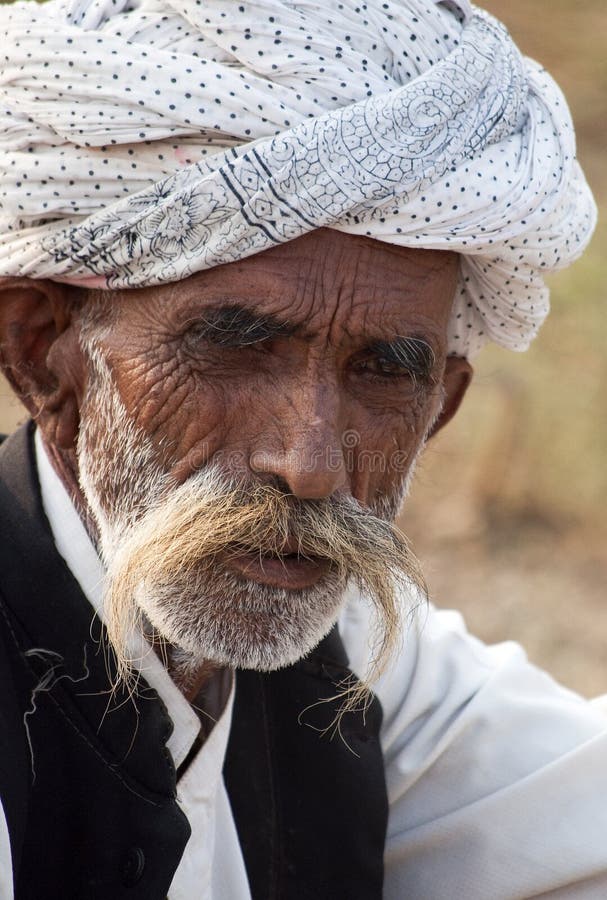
[0,0,605,897]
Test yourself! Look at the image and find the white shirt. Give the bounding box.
[1,434,606,899]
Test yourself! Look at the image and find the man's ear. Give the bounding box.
[427,355,473,440]
[0,278,85,450]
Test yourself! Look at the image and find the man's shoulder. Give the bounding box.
[0,419,44,508]
[0,428,38,880]
[0,423,40,547]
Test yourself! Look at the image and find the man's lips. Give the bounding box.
[224,546,331,589]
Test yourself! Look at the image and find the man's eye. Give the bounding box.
[355,356,413,378]
[185,325,273,351]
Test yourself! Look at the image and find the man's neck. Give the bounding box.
[149,631,223,702]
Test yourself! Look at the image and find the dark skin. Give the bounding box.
[0,228,472,697]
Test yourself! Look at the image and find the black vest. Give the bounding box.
[0,424,388,899]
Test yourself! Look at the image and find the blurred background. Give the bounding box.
[0,0,605,694]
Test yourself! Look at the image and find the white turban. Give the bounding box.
[0,0,596,356]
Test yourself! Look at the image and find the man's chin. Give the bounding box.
[134,572,346,673]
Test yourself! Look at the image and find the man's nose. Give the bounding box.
[250,413,348,501]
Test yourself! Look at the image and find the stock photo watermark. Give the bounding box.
[184,429,413,474]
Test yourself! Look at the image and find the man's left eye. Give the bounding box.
[355,356,412,378]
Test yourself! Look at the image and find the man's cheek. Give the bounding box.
[347,413,424,505]
[164,386,237,483]
[168,379,292,483]
[121,362,232,480]
[160,370,295,482]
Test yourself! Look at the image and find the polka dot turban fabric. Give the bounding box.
[0,0,597,356]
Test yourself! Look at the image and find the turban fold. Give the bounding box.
[0,0,596,356]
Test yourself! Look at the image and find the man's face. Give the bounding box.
[74,229,460,677]
[86,229,457,501]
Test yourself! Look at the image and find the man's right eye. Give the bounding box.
[186,326,267,350]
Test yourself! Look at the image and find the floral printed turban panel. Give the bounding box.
[0,0,597,356]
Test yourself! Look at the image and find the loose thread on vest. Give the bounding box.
[23,645,90,783]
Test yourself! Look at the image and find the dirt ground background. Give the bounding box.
[1,0,605,696]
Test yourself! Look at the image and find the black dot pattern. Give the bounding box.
[0,0,597,356]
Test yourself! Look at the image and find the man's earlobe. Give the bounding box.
[0,278,84,449]
[427,355,473,440]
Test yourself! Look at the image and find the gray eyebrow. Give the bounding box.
[367,336,436,382]
[187,304,299,347]
[188,305,436,381]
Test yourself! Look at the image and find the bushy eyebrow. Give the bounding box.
[187,304,298,347]
[366,336,437,382]
[187,304,436,380]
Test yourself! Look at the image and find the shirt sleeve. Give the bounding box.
[0,798,13,900]
[339,597,607,899]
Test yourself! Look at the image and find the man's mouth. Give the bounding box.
[224,543,331,590]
